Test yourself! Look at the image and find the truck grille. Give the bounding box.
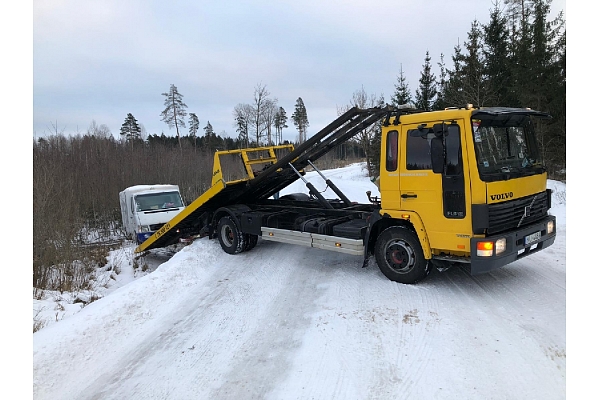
[487,192,549,235]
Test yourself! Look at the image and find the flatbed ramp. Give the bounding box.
[135,105,401,253]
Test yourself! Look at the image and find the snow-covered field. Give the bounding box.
[32,163,568,400]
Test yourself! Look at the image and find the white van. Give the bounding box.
[119,185,186,244]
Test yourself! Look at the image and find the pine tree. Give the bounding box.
[390,64,413,107]
[528,0,565,171]
[189,113,199,137]
[432,53,448,110]
[274,107,288,145]
[204,121,214,151]
[483,4,517,106]
[291,97,309,143]
[414,51,437,111]
[441,42,468,107]
[119,113,141,151]
[233,103,252,148]
[442,20,490,107]
[160,84,188,149]
[188,113,200,151]
[463,20,490,106]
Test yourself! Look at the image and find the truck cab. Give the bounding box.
[119,185,186,244]
[376,106,556,279]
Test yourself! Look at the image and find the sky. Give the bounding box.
[31,163,573,399]
[31,0,566,143]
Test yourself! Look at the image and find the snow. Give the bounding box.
[32,163,569,399]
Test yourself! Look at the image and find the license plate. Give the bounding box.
[524,231,541,245]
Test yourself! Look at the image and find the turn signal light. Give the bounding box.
[477,241,494,257]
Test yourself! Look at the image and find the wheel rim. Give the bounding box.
[384,239,415,273]
[220,224,234,247]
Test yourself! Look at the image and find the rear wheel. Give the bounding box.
[374,226,431,284]
[217,216,246,254]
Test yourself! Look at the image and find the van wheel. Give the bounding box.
[217,216,246,254]
[243,234,258,252]
[374,226,431,284]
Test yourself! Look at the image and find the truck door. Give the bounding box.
[399,121,471,251]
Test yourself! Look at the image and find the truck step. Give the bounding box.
[261,227,363,256]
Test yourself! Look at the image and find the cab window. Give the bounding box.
[406,132,432,170]
[386,130,398,171]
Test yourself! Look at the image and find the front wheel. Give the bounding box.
[374,226,431,284]
[217,216,246,254]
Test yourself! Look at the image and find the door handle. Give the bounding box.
[401,194,417,199]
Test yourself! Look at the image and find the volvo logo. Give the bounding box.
[518,195,537,227]
[490,192,513,201]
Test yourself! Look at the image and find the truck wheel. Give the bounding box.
[217,216,246,254]
[374,226,431,284]
[243,234,258,252]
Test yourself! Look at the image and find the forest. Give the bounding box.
[33,0,565,293]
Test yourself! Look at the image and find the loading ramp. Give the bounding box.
[135,105,414,253]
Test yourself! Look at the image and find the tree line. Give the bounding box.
[118,83,310,151]
[389,0,565,175]
[32,128,365,292]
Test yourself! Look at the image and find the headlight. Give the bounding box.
[139,225,150,232]
[495,238,507,255]
[547,220,555,235]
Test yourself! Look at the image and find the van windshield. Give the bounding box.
[135,191,184,211]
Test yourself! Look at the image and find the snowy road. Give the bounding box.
[33,228,566,400]
[33,165,567,399]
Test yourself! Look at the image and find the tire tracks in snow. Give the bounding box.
[265,257,444,400]
[77,239,333,400]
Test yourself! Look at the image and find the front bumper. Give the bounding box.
[136,231,154,245]
[470,215,556,275]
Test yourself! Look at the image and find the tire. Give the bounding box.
[243,234,258,252]
[217,216,246,254]
[374,226,431,284]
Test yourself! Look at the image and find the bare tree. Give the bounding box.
[251,83,270,146]
[87,120,112,139]
[262,98,278,146]
[338,86,384,176]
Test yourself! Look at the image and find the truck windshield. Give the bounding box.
[471,114,544,181]
[135,191,184,211]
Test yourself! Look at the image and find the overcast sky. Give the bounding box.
[32,0,566,143]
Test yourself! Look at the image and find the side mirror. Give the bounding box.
[431,137,444,173]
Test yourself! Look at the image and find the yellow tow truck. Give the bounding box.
[133,104,556,284]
